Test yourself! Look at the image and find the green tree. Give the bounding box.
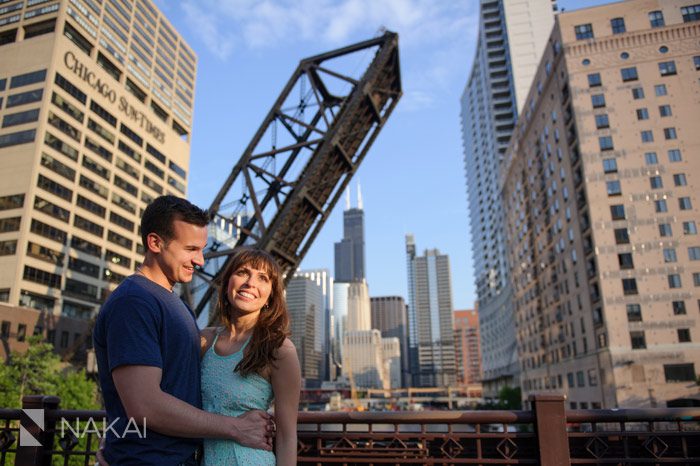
[497,385,522,410]
[1,336,98,409]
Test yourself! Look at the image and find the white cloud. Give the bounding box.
[179,0,479,111]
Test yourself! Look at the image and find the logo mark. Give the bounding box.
[20,409,44,447]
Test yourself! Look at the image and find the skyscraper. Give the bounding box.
[454,308,482,386]
[460,0,557,396]
[501,0,700,408]
[296,268,333,381]
[0,0,195,319]
[406,238,457,387]
[371,296,410,387]
[286,275,323,387]
[334,186,365,282]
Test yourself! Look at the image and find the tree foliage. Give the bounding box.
[0,336,98,409]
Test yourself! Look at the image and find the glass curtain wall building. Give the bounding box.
[460,0,556,397]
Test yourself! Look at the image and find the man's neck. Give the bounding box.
[136,261,174,292]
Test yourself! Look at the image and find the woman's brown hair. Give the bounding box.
[216,247,290,376]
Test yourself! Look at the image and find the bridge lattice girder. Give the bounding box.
[189,32,402,318]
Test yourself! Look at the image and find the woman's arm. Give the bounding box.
[270,338,301,466]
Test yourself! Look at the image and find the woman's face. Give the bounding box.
[227,262,273,314]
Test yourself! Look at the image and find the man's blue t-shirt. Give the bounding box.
[93,274,202,465]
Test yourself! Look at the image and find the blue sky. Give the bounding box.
[156,0,611,310]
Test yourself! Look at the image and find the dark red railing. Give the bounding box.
[1,395,699,465]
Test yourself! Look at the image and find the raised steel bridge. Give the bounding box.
[185,32,402,319]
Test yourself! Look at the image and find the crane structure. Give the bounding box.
[188,32,402,319]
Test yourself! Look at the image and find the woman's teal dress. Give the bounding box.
[201,331,275,465]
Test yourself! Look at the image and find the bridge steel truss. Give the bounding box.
[189,32,402,318]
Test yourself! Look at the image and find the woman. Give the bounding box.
[200,247,301,465]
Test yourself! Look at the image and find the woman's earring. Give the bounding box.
[263,303,269,311]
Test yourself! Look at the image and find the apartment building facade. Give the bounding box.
[501,0,700,408]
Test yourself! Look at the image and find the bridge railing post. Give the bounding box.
[530,394,571,466]
[14,395,60,466]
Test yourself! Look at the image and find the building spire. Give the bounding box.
[357,182,363,210]
[345,187,351,210]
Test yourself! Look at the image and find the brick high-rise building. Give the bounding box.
[454,308,482,385]
[501,0,700,408]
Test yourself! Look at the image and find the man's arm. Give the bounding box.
[112,365,273,450]
[270,339,301,466]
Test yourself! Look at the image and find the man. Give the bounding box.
[94,196,272,465]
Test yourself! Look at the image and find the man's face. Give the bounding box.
[154,219,207,287]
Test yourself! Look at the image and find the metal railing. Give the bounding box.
[1,395,699,465]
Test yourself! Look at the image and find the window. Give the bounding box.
[64,278,99,300]
[614,228,630,244]
[684,221,698,235]
[588,73,602,87]
[63,22,93,55]
[611,17,626,34]
[626,304,642,322]
[610,204,625,220]
[9,69,47,88]
[630,331,646,349]
[677,328,691,343]
[621,67,638,82]
[641,130,654,143]
[644,152,658,165]
[68,257,100,278]
[109,212,135,232]
[2,108,40,128]
[0,194,25,211]
[76,195,106,218]
[79,175,108,199]
[23,265,61,288]
[575,23,594,40]
[44,132,78,161]
[37,174,72,201]
[636,108,649,120]
[668,149,682,162]
[599,136,614,151]
[591,94,606,108]
[607,180,621,196]
[689,247,700,261]
[673,301,687,315]
[649,10,665,28]
[108,230,133,250]
[655,84,667,96]
[649,176,663,189]
[17,324,26,342]
[595,114,609,128]
[120,123,143,147]
[663,248,677,263]
[673,174,687,186]
[659,104,672,117]
[54,73,87,104]
[74,215,104,238]
[694,56,700,70]
[618,253,634,269]
[632,87,644,99]
[105,250,131,268]
[30,219,67,244]
[0,217,21,233]
[658,61,677,76]
[603,158,617,173]
[51,92,84,123]
[90,100,117,127]
[169,161,187,180]
[664,364,696,382]
[82,155,110,181]
[114,175,138,197]
[85,136,113,162]
[655,200,668,213]
[48,112,80,141]
[695,273,700,287]
[7,88,43,108]
[679,197,692,210]
[146,144,166,164]
[576,371,585,387]
[27,242,63,265]
[668,274,682,289]
[34,196,69,223]
[70,235,101,257]
[681,4,700,22]
[622,278,638,295]
[664,127,677,140]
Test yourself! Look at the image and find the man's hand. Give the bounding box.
[230,410,275,450]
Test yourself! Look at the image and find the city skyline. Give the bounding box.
[155,0,611,310]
